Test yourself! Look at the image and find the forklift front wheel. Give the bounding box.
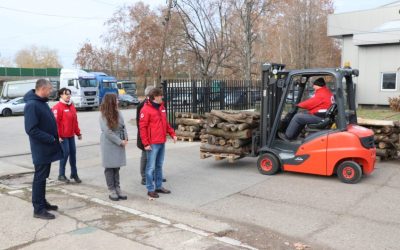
[337,161,362,184]
[257,153,280,175]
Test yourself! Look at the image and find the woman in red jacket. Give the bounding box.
[52,88,82,183]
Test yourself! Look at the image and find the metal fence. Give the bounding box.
[162,79,262,127]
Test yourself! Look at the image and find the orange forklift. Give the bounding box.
[252,63,376,183]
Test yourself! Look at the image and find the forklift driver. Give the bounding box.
[279,77,334,141]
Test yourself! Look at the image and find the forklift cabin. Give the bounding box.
[254,63,376,184]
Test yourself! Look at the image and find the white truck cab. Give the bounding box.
[59,69,99,109]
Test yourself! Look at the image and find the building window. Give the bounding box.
[381,72,397,91]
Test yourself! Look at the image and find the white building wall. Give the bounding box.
[328,5,400,37]
[341,36,359,68]
[328,3,400,105]
[357,45,400,105]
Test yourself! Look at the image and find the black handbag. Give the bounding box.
[119,125,126,140]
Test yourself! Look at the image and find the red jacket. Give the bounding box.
[51,101,81,138]
[297,86,334,115]
[139,100,176,146]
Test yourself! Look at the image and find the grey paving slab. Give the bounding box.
[0,160,32,176]
[350,185,400,223]
[20,226,156,250]
[2,108,400,250]
[311,215,400,250]
[362,163,400,186]
[199,193,340,239]
[0,195,78,249]
[240,173,378,214]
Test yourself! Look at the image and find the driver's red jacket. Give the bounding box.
[297,86,334,115]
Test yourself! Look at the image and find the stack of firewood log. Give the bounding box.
[200,110,260,156]
[174,112,205,141]
[358,118,400,160]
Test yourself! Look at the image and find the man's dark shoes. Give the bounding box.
[58,175,70,183]
[45,201,58,211]
[147,191,159,198]
[155,188,171,194]
[34,210,55,220]
[141,178,146,185]
[163,178,167,182]
[70,175,82,183]
[278,132,291,142]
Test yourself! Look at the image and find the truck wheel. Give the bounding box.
[2,108,12,117]
[337,161,362,184]
[257,153,280,175]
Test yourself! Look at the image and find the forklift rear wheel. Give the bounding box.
[257,153,280,175]
[337,161,362,184]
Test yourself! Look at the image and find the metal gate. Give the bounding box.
[162,79,261,127]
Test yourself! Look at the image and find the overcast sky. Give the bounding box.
[0,0,397,68]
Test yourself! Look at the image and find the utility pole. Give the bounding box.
[156,0,174,87]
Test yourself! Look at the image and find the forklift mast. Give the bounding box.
[259,63,286,149]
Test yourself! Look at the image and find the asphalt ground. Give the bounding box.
[1,108,399,249]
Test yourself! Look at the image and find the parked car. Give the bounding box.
[118,94,139,107]
[224,90,261,106]
[0,97,26,117]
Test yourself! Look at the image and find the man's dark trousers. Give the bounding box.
[32,163,51,213]
[285,113,322,140]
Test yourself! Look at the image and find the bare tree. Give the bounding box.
[266,0,338,69]
[74,0,340,83]
[175,0,233,80]
[230,0,269,82]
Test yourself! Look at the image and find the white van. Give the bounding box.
[1,78,58,102]
[59,69,99,109]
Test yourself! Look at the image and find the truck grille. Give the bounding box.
[360,135,375,149]
[84,91,97,96]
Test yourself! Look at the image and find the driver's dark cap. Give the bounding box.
[313,78,326,87]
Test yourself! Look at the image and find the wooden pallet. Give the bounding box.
[177,136,195,142]
[200,151,244,163]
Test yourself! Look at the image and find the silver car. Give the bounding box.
[0,97,26,117]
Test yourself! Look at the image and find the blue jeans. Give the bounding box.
[59,137,77,177]
[145,143,165,192]
[32,163,51,213]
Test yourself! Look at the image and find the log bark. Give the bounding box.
[358,118,399,127]
[200,143,250,155]
[376,148,389,158]
[175,112,204,119]
[175,131,199,138]
[206,115,222,128]
[210,110,259,124]
[217,122,235,132]
[200,134,210,140]
[186,125,200,132]
[176,118,204,126]
[219,138,226,146]
[178,125,186,131]
[229,138,252,148]
[206,127,252,139]
[378,142,389,149]
[207,135,217,145]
